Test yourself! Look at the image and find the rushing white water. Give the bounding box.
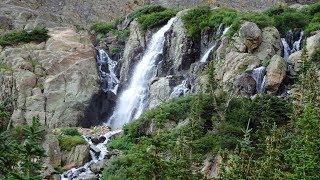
[281,30,304,60]
[292,31,304,53]
[61,129,122,180]
[170,80,190,98]
[281,38,291,59]
[251,66,266,93]
[200,25,229,63]
[97,49,119,94]
[107,17,177,129]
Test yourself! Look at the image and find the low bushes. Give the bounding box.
[58,128,85,151]
[137,9,178,31]
[103,93,294,179]
[0,27,49,47]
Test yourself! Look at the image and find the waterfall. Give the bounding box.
[251,66,266,93]
[61,129,122,180]
[97,49,119,94]
[107,17,177,129]
[281,30,304,60]
[200,25,229,63]
[170,79,190,98]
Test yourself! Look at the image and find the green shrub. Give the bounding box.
[61,127,81,136]
[58,135,86,151]
[128,5,167,20]
[306,13,320,35]
[0,27,49,47]
[137,9,177,31]
[91,21,117,35]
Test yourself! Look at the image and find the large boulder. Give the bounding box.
[288,51,302,75]
[239,22,262,53]
[148,77,172,109]
[216,51,260,86]
[253,27,283,61]
[234,73,257,97]
[265,55,287,93]
[306,31,320,58]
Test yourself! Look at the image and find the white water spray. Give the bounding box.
[97,49,119,94]
[200,25,230,63]
[251,66,266,93]
[281,30,304,60]
[108,17,177,129]
[61,129,122,180]
[170,80,190,98]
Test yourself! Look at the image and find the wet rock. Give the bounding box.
[99,136,107,143]
[234,73,257,96]
[265,55,287,93]
[91,137,100,145]
[239,22,262,53]
[90,145,101,157]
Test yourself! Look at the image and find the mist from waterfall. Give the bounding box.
[107,17,177,129]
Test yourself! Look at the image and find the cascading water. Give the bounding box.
[200,25,229,63]
[170,79,190,98]
[97,49,120,94]
[281,30,304,60]
[251,66,267,93]
[61,129,122,180]
[107,17,177,129]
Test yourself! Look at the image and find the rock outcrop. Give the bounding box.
[265,55,287,93]
[0,28,99,128]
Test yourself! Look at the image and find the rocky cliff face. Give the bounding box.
[0,27,99,128]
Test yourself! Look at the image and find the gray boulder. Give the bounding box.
[265,55,287,93]
[234,73,257,97]
[239,22,262,53]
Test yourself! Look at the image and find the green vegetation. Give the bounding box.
[58,127,85,151]
[128,5,167,20]
[91,20,119,35]
[102,93,296,179]
[137,9,178,31]
[0,117,46,179]
[0,27,49,47]
[182,3,320,40]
